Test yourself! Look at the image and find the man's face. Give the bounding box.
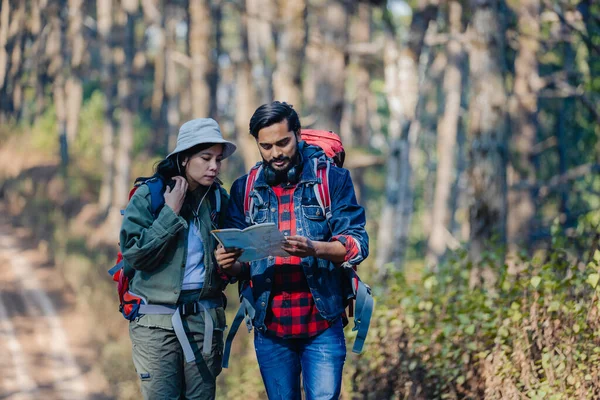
[256,120,300,172]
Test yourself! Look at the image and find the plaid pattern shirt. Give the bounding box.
[264,184,331,338]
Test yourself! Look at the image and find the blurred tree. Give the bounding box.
[112,0,138,210]
[189,0,219,119]
[234,0,262,169]
[304,0,350,133]
[340,2,374,200]
[426,0,464,269]
[98,0,118,211]
[506,0,540,251]
[165,2,184,151]
[376,0,437,279]
[66,0,84,144]
[272,0,306,109]
[466,0,509,287]
[247,0,275,103]
[47,0,70,167]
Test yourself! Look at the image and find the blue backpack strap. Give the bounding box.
[144,178,166,217]
[349,268,374,354]
[108,260,124,277]
[208,185,221,224]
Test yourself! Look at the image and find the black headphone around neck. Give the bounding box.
[263,152,304,186]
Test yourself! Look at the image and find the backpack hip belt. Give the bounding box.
[138,296,224,363]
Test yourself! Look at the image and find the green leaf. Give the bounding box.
[498,326,509,337]
[465,324,476,335]
[594,249,600,263]
[531,276,542,289]
[548,301,560,312]
[587,273,600,289]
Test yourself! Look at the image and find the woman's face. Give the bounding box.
[183,144,224,190]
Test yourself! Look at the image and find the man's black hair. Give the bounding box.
[249,101,301,139]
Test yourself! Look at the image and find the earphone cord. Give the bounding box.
[191,182,213,227]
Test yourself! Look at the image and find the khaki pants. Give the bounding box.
[129,306,226,400]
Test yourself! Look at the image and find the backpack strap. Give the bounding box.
[312,157,333,226]
[222,283,255,368]
[243,164,262,224]
[145,178,166,218]
[208,185,222,225]
[348,267,374,354]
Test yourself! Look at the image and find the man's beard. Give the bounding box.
[264,151,300,182]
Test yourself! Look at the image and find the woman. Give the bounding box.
[119,118,237,400]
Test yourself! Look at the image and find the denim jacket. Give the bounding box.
[226,155,369,333]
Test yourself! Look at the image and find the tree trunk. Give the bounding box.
[7,0,25,118]
[466,0,509,287]
[112,4,137,210]
[339,2,371,199]
[506,0,540,249]
[272,0,306,109]
[189,0,218,118]
[426,1,464,269]
[306,1,349,132]
[97,0,116,211]
[165,4,180,152]
[46,0,69,167]
[65,0,84,143]
[376,1,437,279]
[235,1,261,170]
[0,0,9,93]
[246,0,275,104]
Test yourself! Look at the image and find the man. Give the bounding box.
[216,101,368,399]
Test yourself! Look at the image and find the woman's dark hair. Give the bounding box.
[150,142,222,183]
[249,101,301,139]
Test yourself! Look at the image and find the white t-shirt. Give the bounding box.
[182,220,205,290]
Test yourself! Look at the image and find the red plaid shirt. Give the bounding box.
[264,184,331,338]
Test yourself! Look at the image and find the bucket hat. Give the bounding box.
[167,118,237,159]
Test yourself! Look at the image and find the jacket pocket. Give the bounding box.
[301,205,328,240]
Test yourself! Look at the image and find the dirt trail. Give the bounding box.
[0,218,112,400]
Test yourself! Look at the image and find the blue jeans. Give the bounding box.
[253,319,347,400]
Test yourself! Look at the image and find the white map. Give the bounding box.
[211,223,289,262]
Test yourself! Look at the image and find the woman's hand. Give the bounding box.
[163,176,188,215]
[215,244,244,276]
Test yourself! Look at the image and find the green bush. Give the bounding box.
[355,228,600,399]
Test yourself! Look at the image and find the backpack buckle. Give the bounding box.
[180,302,199,316]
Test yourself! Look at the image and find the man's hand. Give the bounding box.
[215,244,244,276]
[163,176,188,215]
[281,235,317,258]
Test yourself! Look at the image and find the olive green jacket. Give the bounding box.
[119,183,229,329]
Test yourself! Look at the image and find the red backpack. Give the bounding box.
[301,129,345,167]
[108,177,166,321]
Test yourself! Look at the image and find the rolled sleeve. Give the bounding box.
[327,167,369,266]
[330,235,362,264]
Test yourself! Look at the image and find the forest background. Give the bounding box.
[1,0,600,398]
